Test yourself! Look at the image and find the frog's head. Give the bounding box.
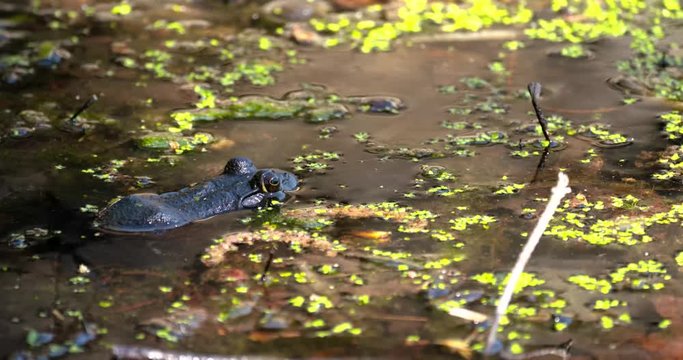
[252,169,298,193]
[241,169,298,208]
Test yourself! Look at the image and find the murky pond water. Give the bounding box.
[1,0,683,359]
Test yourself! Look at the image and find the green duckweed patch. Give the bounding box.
[675,251,683,266]
[652,145,683,181]
[520,0,682,102]
[303,0,532,53]
[291,150,342,174]
[420,165,457,182]
[661,111,683,140]
[136,132,214,154]
[577,124,633,147]
[558,44,591,58]
[169,86,404,130]
[494,182,526,195]
[569,260,671,294]
[544,193,683,246]
[472,272,545,294]
[449,214,497,231]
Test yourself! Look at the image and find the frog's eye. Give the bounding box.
[260,171,281,193]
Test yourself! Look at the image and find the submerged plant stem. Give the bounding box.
[68,94,98,123]
[112,345,281,360]
[528,82,550,142]
[485,172,571,355]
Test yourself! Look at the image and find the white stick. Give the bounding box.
[484,172,571,354]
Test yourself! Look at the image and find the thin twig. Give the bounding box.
[68,94,98,123]
[484,172,571,354]
[531,146,551,183]
[527,83,550,143]
[259,251,275,283]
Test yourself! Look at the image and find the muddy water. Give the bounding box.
[1,0,683,359]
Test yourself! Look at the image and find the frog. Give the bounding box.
[94,157,298,233]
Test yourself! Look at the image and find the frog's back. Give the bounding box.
[96,193,192,233]
[161,175,250,220]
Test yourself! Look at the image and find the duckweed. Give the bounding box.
[447,131,508,146]
[570,260,670,295]
[652,146,683,181]
[291,151,342,173]
[289,294,334,314]
[593,298,626,310]
[559,44,590,58]
[577,124,632,147]
[610,260,670,291]
[472,272,545,294]
[659,319,672,329]
[525,0,644,43]
[137,132,214,154]
[353,132,370,143]
[545,194,683,246]
[449,214,497,231]
[111,1,132,16]
[568,275,612,294]
[441,120,484,130]
[421,165,456,182]
[661,111,683,140]
[494,182,526,195]
[303,0,532,53]
[170,86,403,129]
[221,60,283,88]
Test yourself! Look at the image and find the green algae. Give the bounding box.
[291,150,342,173]
[220,60,284,88]
[142,49,173,79]
[661,111,683,140]
[180,96,304,122]
[304,0,532,53]
[441,120,484,130]
[676,251,683,266]
[447,131,508,146]
[305,103,349,123]
[136,132,214,154]
[365,143,447,160]
[577,124,633,147]
[111,1,132,16]
[559,44,591,58]
[520,0,682,102]
[449,214,496,231]
[420,165,456,182]
[472,272,545,294]
[425,185,473,197]
[170,86,404,130]
[569,260,671,295]
[542,193,683,246]
[81,159,130,183]
[493,182,526,195]
[353,131,370,143]
[652,146,683,181]
[525,0,643,43]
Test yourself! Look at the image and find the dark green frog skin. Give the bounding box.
[95,157,298,233]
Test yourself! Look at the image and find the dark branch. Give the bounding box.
[259,251,275,283]
[527,82,550,143]
[68,94,98,123]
